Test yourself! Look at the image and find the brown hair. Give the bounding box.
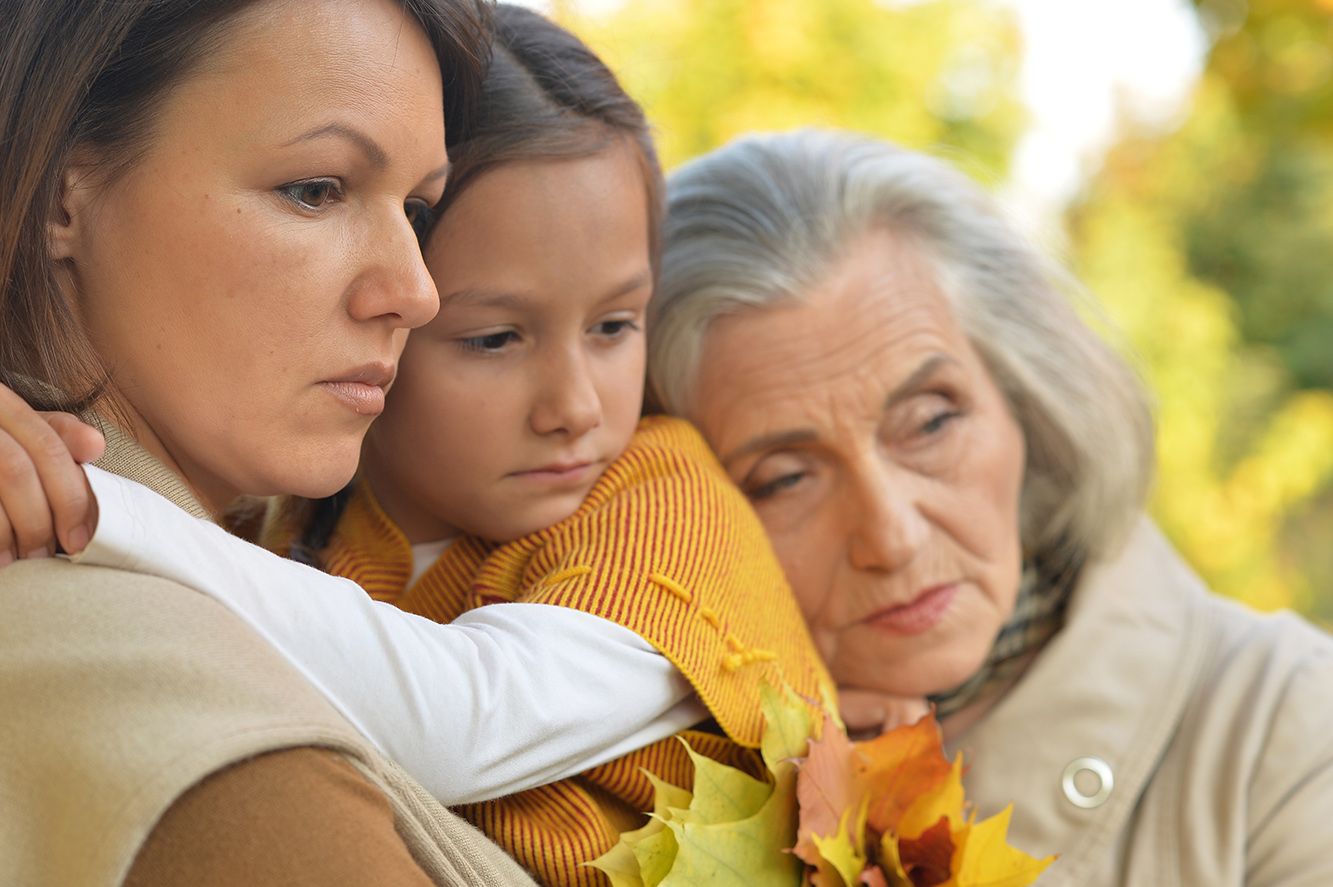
[288,2,663,567]
[440,3,663,269]
[0,0,492,413]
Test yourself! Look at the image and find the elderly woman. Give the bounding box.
[647,129,1333,885]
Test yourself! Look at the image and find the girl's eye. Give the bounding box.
[406,199,435,243]
[458,331,518,353]
[747,471,806,501]
[277,178,343,211]
[593,319,639,338]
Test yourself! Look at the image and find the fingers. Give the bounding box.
[838,687,930,739]
[0,384,101,560]
[0,423,56,562]
[44,412,106,464]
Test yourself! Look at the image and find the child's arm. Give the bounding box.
[74,465,706,805]
[0,386,103,561]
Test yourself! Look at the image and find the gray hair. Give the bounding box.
[649,129,1155,574]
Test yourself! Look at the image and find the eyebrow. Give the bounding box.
[717,353,960,469]
[883,353,957,409]
[440,271,654,313]
[281,122,450,183]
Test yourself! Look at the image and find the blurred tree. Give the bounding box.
[558,0,1026,181]
[1070,0,1333,619]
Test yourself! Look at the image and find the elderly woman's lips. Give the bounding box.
[866,584,958,636]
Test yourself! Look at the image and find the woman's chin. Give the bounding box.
[834,632,994,699]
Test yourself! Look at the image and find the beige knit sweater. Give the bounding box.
[0,424,537,886]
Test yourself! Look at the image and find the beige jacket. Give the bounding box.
[955,520,1333,885]
[0,427,536,886]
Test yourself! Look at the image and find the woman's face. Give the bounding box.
[361,143,653,544]
[689,228,1026,698]
[57,0,446,512]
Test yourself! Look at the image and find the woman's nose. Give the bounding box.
[346,213,439,330]
[529,348,602,438]
[845,463,928,573]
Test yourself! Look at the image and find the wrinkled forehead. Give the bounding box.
[688,229,979,440]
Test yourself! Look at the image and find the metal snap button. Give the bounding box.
[1061,756,1114,809]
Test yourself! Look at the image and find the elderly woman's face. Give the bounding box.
[690,228,1026,698]
[54,0,445,511]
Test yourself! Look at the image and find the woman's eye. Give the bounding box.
[458,331,517,353]
[919,410,961,436]
[406,199,435,243]
[747,472,806,501]
[277,178,342,211]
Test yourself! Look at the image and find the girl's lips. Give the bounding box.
[510,462,597,487]
[866,583,959,636]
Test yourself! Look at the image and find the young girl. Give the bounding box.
[261,7,829,883]
[0,6,829,885]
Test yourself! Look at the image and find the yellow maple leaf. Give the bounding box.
[949,805,1054,887]
[897,753,965,840]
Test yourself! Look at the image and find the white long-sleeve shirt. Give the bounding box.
[71,466,706,805]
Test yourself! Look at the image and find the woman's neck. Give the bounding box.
[102,399,229,519]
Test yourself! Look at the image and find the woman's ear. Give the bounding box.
[47,155,100,262]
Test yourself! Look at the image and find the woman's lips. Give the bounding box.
[320,380,387,416]
[866,583,959,636]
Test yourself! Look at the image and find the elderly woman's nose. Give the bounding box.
[346,215,440,330]
[529,348,602,438]
[845,467,928,573]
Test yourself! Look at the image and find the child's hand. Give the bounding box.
[838,686,930,740]
[0,384,104,565]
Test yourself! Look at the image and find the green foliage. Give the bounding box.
[561,0,1026,180]
[1073,0,1333,616]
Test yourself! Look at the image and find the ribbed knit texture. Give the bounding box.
[264,416,831,886]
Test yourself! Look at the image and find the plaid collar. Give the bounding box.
[929,560,1074,719]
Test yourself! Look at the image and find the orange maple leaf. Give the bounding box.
[794,712,864,867]
[856,714,952,835]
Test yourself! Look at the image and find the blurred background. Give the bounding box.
[516,0,1332,624]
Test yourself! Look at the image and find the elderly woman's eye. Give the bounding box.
[920,409,961,436]
[277,178,343,211]
[748,472,806,500]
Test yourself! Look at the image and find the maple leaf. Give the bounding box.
[949,806,1054,887]
[897,754,965,840]
[794,712,863,867]
[678,739,772,823]
[761,681,816,771]
[897,816,953,887]
[856,715,953,835]
[810,802,869,887]
[660,764,802,887]
[589,769,693,886]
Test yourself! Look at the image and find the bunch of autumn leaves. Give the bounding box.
[591,685,1053,887]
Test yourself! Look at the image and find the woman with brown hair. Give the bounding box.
[0,1,620,884]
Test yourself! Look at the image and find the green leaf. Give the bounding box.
[760,682,814,773]
[681,737,773,823]
[634,823,682,887]
[658,765,803,887]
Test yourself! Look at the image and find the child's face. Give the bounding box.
[361,141,652,543]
